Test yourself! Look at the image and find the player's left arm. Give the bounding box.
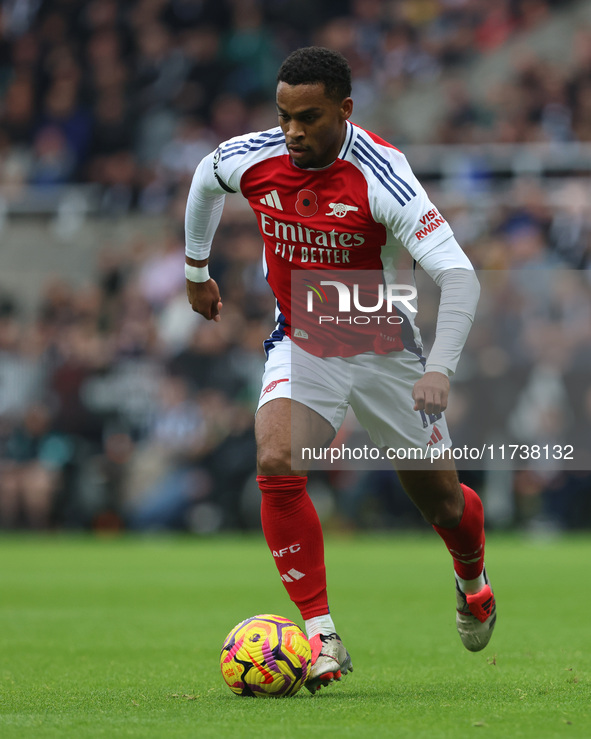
[375,152,480,414]
[411,258,480,414]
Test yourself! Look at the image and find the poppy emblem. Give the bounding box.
[295,189,318,217]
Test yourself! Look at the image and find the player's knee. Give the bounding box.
[257,444,293,475]
[428,496,464,528]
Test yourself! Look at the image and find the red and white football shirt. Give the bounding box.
[187,121,472,358]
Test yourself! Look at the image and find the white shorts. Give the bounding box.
[256,337,451,451]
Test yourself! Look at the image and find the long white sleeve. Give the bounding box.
[185,152,227,261]
[424,267,480,376]
[417,235,480,376]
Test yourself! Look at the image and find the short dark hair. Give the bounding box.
[277,47,352,102]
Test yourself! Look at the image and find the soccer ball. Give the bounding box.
[220,614,311,697]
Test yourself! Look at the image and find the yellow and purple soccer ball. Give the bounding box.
[220,614,311,697]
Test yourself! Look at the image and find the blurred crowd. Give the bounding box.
[0,212,277,531]
[2,174,591,533]
[0,0,586,212]
[1,0,591,532]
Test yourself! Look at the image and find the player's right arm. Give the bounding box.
[185,256,223,322]
[185,128,284,320]
[184,147,239,321]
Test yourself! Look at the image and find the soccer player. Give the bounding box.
[185,47,496,693]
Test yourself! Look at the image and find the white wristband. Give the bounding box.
[185,263,210,283]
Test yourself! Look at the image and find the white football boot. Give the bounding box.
[455,568,497,652]
[305,633,353,693]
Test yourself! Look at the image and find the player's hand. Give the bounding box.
[186,278,223,321]
[412,371,450,415]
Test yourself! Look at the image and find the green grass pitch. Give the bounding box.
[0,533,589,738]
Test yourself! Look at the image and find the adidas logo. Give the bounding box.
[482,595,495,616]
[260,189,283,210]
[281,568,305,583]
[426,424,443,447]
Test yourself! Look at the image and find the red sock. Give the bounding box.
[433,483,485,580]
[258,475,329,620]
